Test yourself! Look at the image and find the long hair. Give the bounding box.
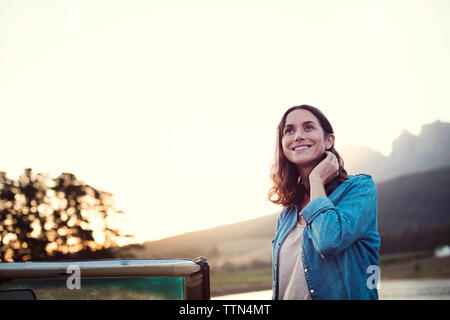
[268,105,348,208]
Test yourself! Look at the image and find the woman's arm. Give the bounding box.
[301,175,378,259]
[309,177,327,200]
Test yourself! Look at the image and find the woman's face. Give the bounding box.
[281,109,334,167]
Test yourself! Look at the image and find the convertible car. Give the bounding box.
[0,256,210,300]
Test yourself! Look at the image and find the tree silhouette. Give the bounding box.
[0,169,132,262]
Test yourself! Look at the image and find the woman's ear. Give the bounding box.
[325,133,335,150]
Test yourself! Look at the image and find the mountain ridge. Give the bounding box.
[340,120,450,182]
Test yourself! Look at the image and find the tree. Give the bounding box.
[0,169,132,262]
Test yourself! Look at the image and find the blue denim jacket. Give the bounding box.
[272,174,380,300]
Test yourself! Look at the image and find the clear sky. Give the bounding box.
[1,0,449,244]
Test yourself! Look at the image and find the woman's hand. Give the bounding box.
[309,151,340,186]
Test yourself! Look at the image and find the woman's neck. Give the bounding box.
[297,165,314,194]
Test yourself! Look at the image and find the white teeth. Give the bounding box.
[294,146,310,151]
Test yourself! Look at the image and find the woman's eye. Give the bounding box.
[305,125,313,131]
[284,128,294,134]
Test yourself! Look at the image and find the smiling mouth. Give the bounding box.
[292,146,312,152]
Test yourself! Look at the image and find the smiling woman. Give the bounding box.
[269,105,380,300]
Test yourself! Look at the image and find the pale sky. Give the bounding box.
[1,0,449,244]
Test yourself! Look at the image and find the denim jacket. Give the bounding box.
[272,174,380,300]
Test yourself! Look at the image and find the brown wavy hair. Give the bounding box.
[268,105,348,208]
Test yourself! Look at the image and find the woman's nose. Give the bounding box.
[294,129,305,141]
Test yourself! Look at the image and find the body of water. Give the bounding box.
[213,278,450,300]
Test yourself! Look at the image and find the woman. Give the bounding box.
[269,105,380,300]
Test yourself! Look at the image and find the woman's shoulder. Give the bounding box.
[343,174,377,192]
[346,173,375,183]
[331,173,375,190]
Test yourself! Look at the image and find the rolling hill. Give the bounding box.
[377,166,450,231]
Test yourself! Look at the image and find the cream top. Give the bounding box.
[278,217,312,300]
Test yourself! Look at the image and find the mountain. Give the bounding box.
[339,120,450,183]
[120,166,450,263]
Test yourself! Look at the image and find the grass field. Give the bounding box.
[211,268,273,296]
[380,252,450,279]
